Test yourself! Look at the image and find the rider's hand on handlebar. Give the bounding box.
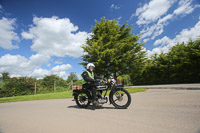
[95,79,102,82]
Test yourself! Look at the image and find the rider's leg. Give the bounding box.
[92,86,97,102]
[83,84,96,101]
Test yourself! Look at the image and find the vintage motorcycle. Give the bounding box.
[72,79,131,109]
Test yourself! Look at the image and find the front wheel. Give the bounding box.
[75,92,91,108]
[110,88,131,109]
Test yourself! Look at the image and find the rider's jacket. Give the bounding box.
[81,70,100,85]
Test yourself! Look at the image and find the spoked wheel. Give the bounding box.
[110,88,131,109]
[75,92,90,108]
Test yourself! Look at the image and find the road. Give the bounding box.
[0,89,200,133]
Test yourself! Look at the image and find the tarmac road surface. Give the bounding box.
[0,89,200,133]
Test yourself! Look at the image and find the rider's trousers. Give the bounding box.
[82,83,97,101]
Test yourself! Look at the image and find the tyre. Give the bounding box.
[75,92,91,108]
[110,88,131,109]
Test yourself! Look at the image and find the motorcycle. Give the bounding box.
[72,78,131,109]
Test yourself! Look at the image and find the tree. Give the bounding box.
[137,38,200,85]
[36,75,68,93]
[0,72,10,81]
[166,39,200,83]
[128,49,147,84]
[41,75,60,91]
[0,77,36,97]
[80,17,145,79]
[66,72,78,83]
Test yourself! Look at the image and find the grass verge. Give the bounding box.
[0,88,146,103]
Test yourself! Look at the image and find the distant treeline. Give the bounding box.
[0,72,81,98]
[123,39,200,85]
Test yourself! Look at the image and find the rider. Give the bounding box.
[81,63,101,105]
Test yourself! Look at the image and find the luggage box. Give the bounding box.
[72,85,83,90]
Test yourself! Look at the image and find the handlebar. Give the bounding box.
[93,78,116,86]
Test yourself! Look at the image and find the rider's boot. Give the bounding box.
[92,98,100,106]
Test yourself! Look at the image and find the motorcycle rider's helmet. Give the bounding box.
[87,63,95,70]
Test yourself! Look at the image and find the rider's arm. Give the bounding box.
[94,73,101,79]
[82,71,95,82]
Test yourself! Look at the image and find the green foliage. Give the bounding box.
[80,17,145,79]
[40,75,59,91]
[136,38,200,85]
[0,77,36,97]
[38,74,68,93]
[0,91,73,103]
[128,49,147,84]
[0,73,70,98]
[73,80,82,85]
[0,72,10,82]
[66,72,78,83]
[118,75,131,86]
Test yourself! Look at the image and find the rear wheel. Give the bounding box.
[75,92,91,108]
[110,88,131,109]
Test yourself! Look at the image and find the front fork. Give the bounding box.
[109,87,123,104]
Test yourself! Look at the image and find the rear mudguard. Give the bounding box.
[73,89,92,100]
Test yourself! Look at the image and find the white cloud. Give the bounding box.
[143,38,150,43]
[158,14,173,24]
[0,54,50,78]
[134,0,176,41]
[30,68,50,78]
[173,20,200,43]
[54,61,63,64]
[135,0,174,25]
[140,23,164,40]
[0,53,72,79]
[111,4,120,10]
[22,16,89,58]
[117,16,122,20]
[55,71,68,79]
[51,64,72,79]
[154,19,200,46]
[154,36,172,46]
[0,17,19,49]
[134,0,199,42]
[173,0,198,16]
[30,64,72,79]
[51,64,72,72]
[0,54,27,67]
[0,54,31,76]
[149,19,200,56]
[21,32,33,39]
[28,54,50,68]
[147,45,170,57]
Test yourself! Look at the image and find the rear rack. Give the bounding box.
[72,85,82,90]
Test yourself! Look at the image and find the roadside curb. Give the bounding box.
[125,84,200,90]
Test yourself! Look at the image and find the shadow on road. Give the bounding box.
[0,129,3,133]
[67,105,116,110]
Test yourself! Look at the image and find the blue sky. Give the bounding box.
[0,0,200,79]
